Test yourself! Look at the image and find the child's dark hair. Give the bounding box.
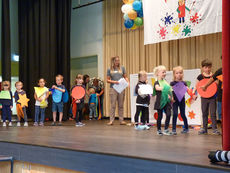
[76,74,83,80]
[38,78,46,84]
[201,59,212,67]
[83,74,89,82]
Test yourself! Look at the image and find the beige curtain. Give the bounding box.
[103,0,222,118]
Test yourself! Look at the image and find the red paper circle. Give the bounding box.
[196,79,217,98]
[71,86,85,100]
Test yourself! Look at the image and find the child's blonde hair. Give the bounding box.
[138,70,147,79]
[173,66,184,80]
[15,81,23,87]
[1,81,11,90]
[153,65,166,77]
[89,88,95,94]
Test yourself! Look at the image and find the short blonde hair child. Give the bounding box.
[138,70,147,79]
[173,66,184,81]
[88,88,95,94]
[56,74,64,81]
[153,65,166,77]
[15,81,23,87]
[1,81,11,90]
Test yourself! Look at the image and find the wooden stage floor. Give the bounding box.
[0,120,229,171]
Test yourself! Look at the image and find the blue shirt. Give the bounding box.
[89,94,97,104]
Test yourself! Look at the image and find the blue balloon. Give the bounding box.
[123,13,129,20]
[133,1,142,11]
[124,19,134,29]
[137,9,143,17]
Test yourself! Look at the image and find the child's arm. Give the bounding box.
[155,84,163,91]
[45,91,49,100]
[52,85,65,93]
[34,93,42,101]
[10,91,13,108]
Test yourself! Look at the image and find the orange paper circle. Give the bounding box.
[71,86,85,100]
[196,79,217,98]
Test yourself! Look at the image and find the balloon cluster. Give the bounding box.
[121,0,143,30]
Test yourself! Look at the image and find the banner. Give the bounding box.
[130,69,202,125]
[143,0,222,45]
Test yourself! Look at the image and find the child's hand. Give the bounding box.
[115,81,119,84]
[38,97,43,102]
[10,106,13,109]
[192,95,198,100]
[52,85,57,89]
[75,99,80,103]
[0,105,2,109]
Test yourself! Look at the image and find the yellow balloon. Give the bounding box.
[131,24,137,30]
[123,0,134,4]
[128,10,137,20]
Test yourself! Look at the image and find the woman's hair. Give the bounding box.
[153,65,166,76]
[1,81,11,90]
[15,81,23,87]
[138,70,147,79]
[110,56,121,72]
[173,66,184,80]
[83,74,89,83]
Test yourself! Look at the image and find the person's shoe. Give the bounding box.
[8,122,12,127]
[33,122,38,126]
[107,121,113,126]
[39,122,44,126]
[79,122,85,126]
[89,118,92,120]
[120,121,126,125]
[75,122,82,127]
[163,129,172,136]
[134,125,145,130]
[172,131,177,135]
[58,122,62,126]
[157,130,163,136]
[24,122,28,127]
[143,124,150,130]
[212,129,221,135]
[3,122,6,127]
[17,122,21,127]
[51,122,56,126]
[181,129,189,134]
[198,129,207,135]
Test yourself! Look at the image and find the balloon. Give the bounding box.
[124,19,134,29]
[123,13,129,20]
[134,17,143,26]
[137,10,143,17]
[131,24,137,30]
[123,0,134,4]
[128,9,137,20]
[133,1,142,11]
[121,4,133,14]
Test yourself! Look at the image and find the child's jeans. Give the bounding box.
[35,105,46,123]
[2,105,12,122]
[89,103,97,119]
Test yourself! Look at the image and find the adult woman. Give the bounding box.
[107,56,129,125]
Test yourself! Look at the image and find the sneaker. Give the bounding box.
[172,131,177,135]
[51,122,56,126]
[198,129,207,135]
[57,122,62,126]
[181,129,189,134]
[33,122,38,126]
[134,125,145,130]
[75,122,83,127]
[120,121,126,125]
[8,122,12,127]
[3,122,6,127]
[157,130,163,136]
[39,122,44,126]
[143,124,150,130]
[89,118,92,120]
[163,129,172,136]
[212,129,221,135]
[17,122,21,127]
[78,122,85,126]
[24,122,28,127]
[107,121,113,125]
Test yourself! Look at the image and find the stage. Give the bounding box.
[0,120,229,172]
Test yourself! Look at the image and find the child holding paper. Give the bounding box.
[170,66,189,135]
[153,66,173,135]
[34,78,49,126]
[134,71,150,130]
[0,81,13,127]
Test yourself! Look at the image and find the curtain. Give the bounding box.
[103,0,222,118]
[1,0,11,81]
[18,0,71,119]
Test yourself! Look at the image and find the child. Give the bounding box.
[88,88,97,120]
[71,74,85,127]
[195,59,220,135]
[153,66,172,135]
[14,81,28,127]
[0,81,13,127]
[34,78,49,126]
[134,71,150,130]
[170,66,189,135]
[51,75,66,126]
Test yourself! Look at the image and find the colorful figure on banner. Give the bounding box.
[190,12,201,24]
[177,0,191,23]
[14,81,29,127]
[134,71,151,130]
[34,78,49,126]
[194,59,220,135]
[188,110,196,119]
[182,24,192,36]
[50,75,66,126]
[71,74,86,127]
[153,65,173,136]
[161,13,175,26]
[157,25,168,39]
[0,81,13,127]
[171,24,181,36]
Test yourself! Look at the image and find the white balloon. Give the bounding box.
[121,4,133,14]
